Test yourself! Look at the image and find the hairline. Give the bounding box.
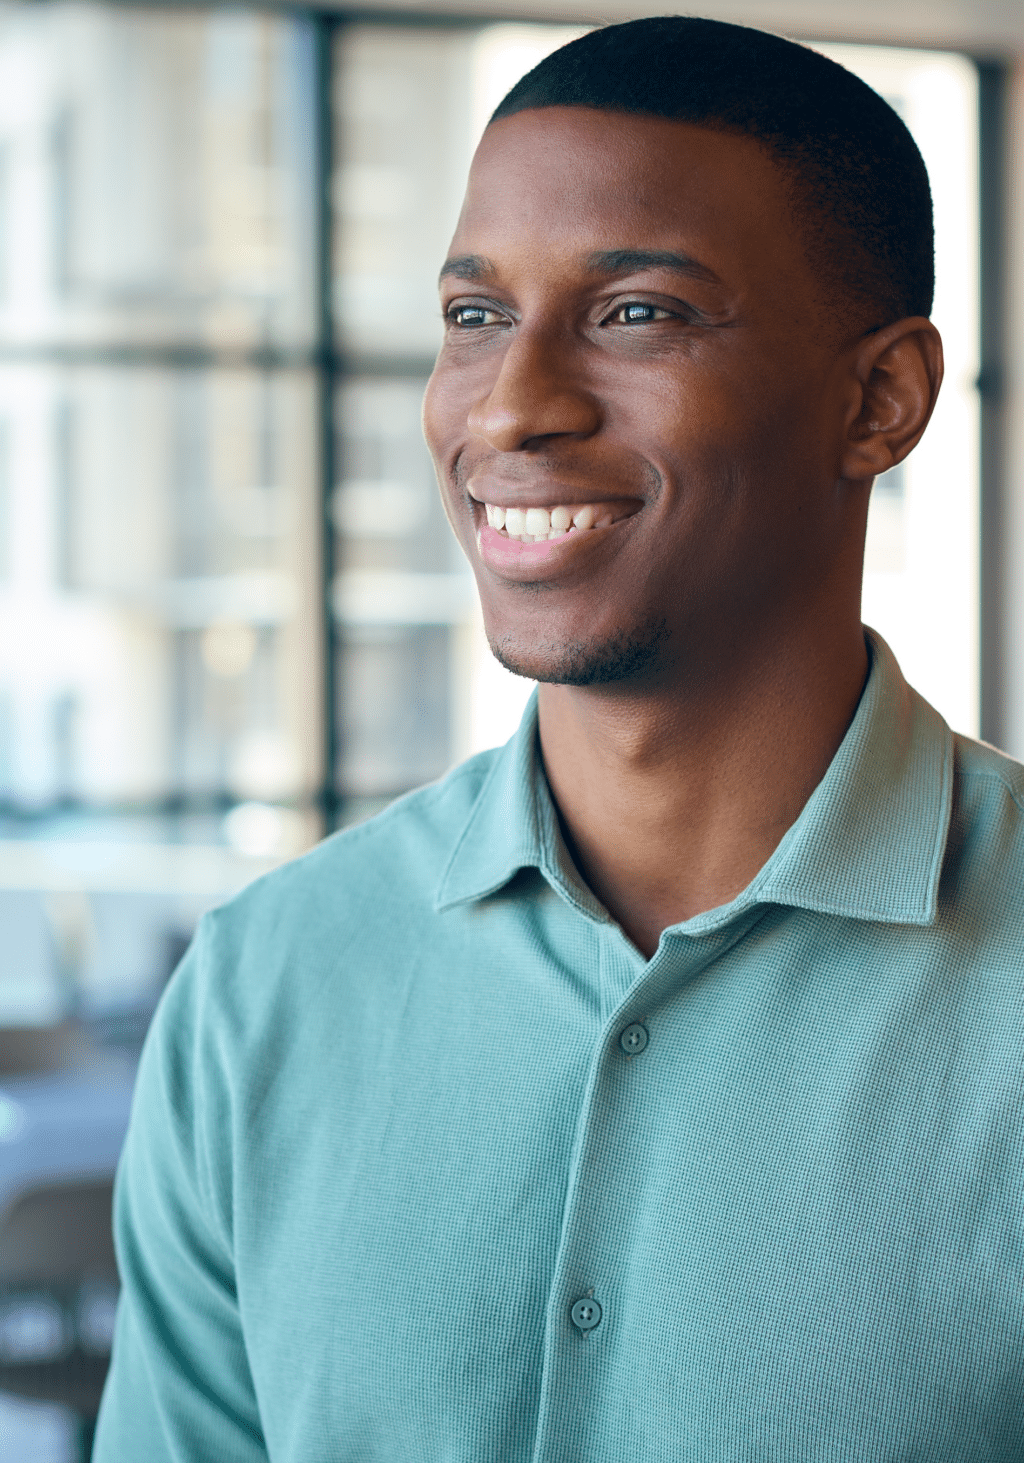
[486,101,897,335]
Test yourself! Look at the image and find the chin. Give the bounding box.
[489,621,671,687]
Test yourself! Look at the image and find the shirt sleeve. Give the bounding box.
[93,915,267,1462]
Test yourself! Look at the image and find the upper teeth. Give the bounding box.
[484,502,618,542]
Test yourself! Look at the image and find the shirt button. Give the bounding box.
[570,1297,602,1332]
[619,1021,649,1055]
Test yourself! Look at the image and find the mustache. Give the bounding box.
[452,448,663,500]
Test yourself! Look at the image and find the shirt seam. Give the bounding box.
[957,766,1024,818]
[330,761,494,852]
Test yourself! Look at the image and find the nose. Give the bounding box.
[466,325,601,452]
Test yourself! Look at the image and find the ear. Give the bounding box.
[839,317,944,482]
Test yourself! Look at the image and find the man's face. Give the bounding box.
[423,107,865,687]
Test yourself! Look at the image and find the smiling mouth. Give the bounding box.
[476,499,640,544]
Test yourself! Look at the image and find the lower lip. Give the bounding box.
[476,523,582,571]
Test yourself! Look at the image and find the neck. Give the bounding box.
[537,617,869,958]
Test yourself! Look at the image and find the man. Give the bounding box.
[96,17,1024,1460]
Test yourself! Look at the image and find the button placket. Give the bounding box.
[598,927,647,1022]
[533,933,761,1462]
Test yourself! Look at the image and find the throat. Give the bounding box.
[534,635,869,955]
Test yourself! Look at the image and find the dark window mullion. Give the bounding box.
[315,11,342,833]
[977,60,1008,749]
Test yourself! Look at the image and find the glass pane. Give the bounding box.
[333,23,585,362]
[0,363,321,1023]
[0,5,316,349]
[333,26,477,360]
[333,376,474,808]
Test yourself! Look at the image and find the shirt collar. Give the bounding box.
[436,630,954,928]
[434,685,563,912]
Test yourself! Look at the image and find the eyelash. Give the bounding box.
[444,301,680,329]
[609,302,675,325]
[446,305,503,328]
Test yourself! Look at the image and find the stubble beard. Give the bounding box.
[488,618,671,687]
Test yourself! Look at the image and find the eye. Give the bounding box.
[607,302,676,325]
[446,304,505,328]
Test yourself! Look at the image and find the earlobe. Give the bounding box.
[839,316,944,482]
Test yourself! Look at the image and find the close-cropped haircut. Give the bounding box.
[491,17,934,328]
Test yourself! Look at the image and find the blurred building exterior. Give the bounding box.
[0,1,1015,1454]
[0,10,323,1038]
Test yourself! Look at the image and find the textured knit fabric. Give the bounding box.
[94,631,1024,1462]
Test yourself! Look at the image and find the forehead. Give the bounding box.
[451,107,800,279]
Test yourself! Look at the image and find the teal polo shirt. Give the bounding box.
[95,632,1024,1461]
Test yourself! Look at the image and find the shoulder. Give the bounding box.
[954,732,1024,812]
[952,732,1024,840]
[159,748,503,1029]
[227,744,501,926]
[939,732,1024,928]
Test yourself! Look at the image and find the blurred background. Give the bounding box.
[0,0,1022,1456]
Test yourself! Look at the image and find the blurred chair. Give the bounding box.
[0,1177,118,1462]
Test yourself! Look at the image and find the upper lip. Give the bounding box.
[466,485,640,510]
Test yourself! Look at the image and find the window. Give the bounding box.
[0,8,321,1032]
[0,9,984,1029]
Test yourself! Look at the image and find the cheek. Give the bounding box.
[624,352,822,496]
[421,378,467,544]
[420,373,451,472]
[601,372,747,514]
[609,351,748,448]
[422,355,492,462]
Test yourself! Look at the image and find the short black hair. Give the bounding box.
[491,17,934,326]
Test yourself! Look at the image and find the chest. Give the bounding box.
[234,920,1024,1461]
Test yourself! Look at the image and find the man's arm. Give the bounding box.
[93,917,267,1461]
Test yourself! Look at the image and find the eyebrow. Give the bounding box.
[438,248,721,288]
[438,254,493,285]
[584,249,721,285]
